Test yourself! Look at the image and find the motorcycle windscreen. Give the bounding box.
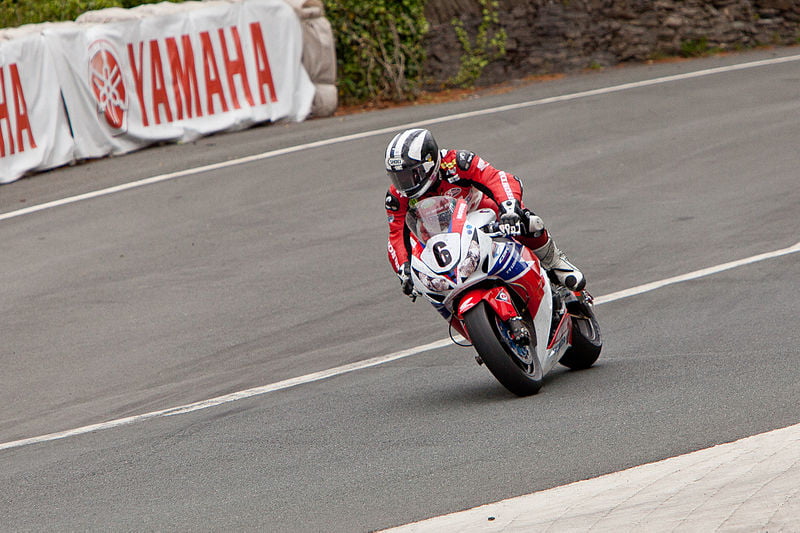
[405,196,457,244]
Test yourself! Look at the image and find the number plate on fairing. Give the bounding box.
[421,233,460,273]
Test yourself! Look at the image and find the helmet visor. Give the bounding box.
[387,165,426,196]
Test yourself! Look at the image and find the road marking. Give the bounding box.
[382,422,800,532]
[2,53,800,223]
[0,337,454,452]
[594,240,800,305]
[1,241,798,452]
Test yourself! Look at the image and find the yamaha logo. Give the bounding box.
[88,40,128,133]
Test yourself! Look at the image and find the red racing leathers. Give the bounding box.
[385,149,549,274]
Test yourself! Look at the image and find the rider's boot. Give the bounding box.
[532,236,586,291]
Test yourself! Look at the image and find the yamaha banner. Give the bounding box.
[0,0,315,183]
[46,0,314,159]
[0,31,74,184]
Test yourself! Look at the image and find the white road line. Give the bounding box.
[594,240,800,305]
[0,338,454,452]
[2,53,799,223]
[1,241,798,452]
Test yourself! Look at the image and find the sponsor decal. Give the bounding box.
[125,22,277,127]
[0,63,37,158]
[549,326,569,353]
[499,171,515,198]
[387,214,394,223]
[458,295,477,315]
[444,186,462,198]
[387,157,403,170]
[456,150,474,171]
[89,40,128,133]
[387,242,400,269]
[495,290,509,302]
[476,157,489,171]
[440,158,457,175]
[456,200,467,220]
[385,192,400,211]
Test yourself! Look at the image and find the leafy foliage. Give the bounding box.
[449,0,507,88]
[679,37,724,58]
[323,0,428,104]
[0,0,179,28]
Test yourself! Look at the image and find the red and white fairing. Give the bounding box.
[408,197,574,376]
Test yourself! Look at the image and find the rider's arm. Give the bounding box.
[385,187,410,273]
[448,150,524,205]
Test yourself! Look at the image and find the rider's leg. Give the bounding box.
[517,228,586,291]
[487,198,586,291]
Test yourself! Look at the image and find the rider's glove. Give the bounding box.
[499,199,524,235]
[397,261,414,297]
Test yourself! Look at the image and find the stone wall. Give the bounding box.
[423,0,800,86]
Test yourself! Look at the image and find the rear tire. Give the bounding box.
[559,307,602,370]
[463,301,543,396]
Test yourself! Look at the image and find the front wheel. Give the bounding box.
[463,301,543,396]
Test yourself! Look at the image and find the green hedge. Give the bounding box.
[0,0,178,28]
[323,0,427,105]
[1,0,429,106]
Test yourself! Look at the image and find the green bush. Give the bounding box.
[679,37,723,58]
[323,0,428,104]
[1,0,117,27]
[0,0,179,28]
[449,0,506,88]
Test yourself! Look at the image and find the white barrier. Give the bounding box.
[0,26,75,184]
[283,0,337,117]
[0,0,318,183]
[51,0,314,158]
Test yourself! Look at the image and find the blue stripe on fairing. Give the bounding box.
[489,241,529,280]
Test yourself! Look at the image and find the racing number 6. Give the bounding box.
[432,241,452,268]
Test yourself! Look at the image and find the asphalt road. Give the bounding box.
[1,48,799,531]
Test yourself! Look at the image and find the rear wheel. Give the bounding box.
[463,301,543,396]
[559,304,602,370]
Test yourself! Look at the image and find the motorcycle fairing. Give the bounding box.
[455,286,518,321]
[421,233,461,274]
[482,242,547,325]
[547,310,572,351]
[489,240,530,280]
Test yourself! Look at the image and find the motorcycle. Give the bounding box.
[406,195,602,396]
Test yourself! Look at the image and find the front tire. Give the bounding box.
[463,301,543,396]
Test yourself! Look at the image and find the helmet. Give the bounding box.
[384,128,441,198]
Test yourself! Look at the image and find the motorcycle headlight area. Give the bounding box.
[459,236,481,280]
[415,269,451,292]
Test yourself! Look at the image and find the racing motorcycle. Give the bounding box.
[406,196,602,396]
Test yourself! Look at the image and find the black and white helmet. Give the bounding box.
[384,128,441,198]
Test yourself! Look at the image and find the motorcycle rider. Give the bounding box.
[384,128,585,342]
